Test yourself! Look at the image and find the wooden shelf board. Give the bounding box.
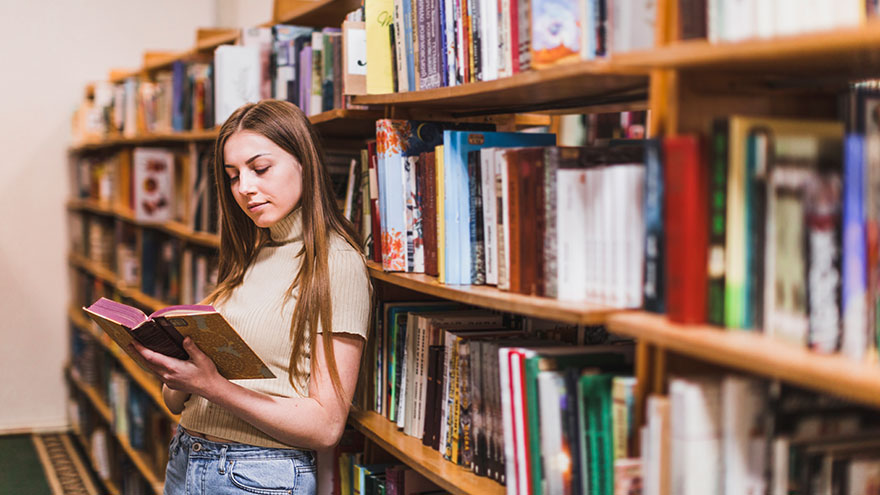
[352,61,647,113]
[68,306,179,422]
[272,0,363,27]
[67,199,220,249]
[194,29,240,52]
[366,261,612,324]
[608,311,880,409]
[68,253,167,313]
[614,21,880,75]
[69,129,218,152]
[348,409,504,495]
[67,370,165,493]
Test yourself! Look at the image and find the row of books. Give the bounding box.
[70,327,176,475]
[68,396,155,494]
[361,0,656,95]
[359,121,649,307]
[364,302,639,492]
[643,377,880,495]
[73,20,364,143]
[656,105,880,361]
[679,0,875,43]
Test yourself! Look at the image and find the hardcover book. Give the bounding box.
[133,148,175,223]
[84,297,275,380]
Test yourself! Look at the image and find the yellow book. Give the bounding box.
[365,0,395,94]
[436,145,445,283]
[84,297,275,380]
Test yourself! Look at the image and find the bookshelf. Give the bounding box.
[65,0,880,492]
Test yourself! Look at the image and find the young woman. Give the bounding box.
[131,99,371,495]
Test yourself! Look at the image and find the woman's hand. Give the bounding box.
[130,337,222,398]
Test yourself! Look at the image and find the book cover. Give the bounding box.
[442,130,555,285]
[842,134,868,359]
[418,0,444,89]
[422,151,440,276]
[437,145,446,283]
[530,0,582,68]
[133,148,175,223]
[342,21,368,95]
[468,150,486,284]
[84,297,274,380]
[213,45,261,126]
[480,148,499,285]
[707,121,728,325]
[368,141,382,263]
[366,0,396,94]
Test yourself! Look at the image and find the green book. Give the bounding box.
[524,347,632,495]
[578,373,615,495]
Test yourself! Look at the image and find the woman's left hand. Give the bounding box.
[130,337,222,398]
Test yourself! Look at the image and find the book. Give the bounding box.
[213,44,261,126]
[133,148,175,223]
[84,297,275,380]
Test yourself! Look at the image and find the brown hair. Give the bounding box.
[207,100,363,397]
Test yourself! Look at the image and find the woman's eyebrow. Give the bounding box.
[224,153,270,169]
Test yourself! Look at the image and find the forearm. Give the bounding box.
[162,385,191,415]
[202,379,347,450]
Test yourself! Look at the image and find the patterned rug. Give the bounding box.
[30,433,98,495]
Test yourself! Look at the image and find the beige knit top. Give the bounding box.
[178,207,371,448]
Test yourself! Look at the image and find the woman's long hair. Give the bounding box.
[207,100,363,397]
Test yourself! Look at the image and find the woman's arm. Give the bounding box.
[162,385,190,415]
[132,334,364,450]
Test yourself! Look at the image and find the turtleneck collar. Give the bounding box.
[268,206,304,244]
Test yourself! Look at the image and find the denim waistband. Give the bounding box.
[173,425,315,462]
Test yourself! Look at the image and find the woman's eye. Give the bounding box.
[228,175,239,183]
[255,167,269,175]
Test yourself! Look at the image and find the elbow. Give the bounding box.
[314,419,346,450]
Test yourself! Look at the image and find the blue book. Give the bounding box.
[643,139,665,313]
[842,134,867,359]
[442,131,556,285]
[171,61,186,131]
[402,0,416,91]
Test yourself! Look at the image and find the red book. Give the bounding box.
[663,135,709,324]
[505,149,523,293]
[422,152,439,276]
[368,140,382,264]
[517,148,545,296]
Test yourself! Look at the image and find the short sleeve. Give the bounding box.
[321,245,371,340]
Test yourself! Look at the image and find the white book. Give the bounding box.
[481,149,499,285]
[498,347,518,495]
[584,167,600,302]
[599,167,614,304]
[510,350,530,495]
[343,158,358,220]
[241,26,274,100]
[482,0,499,81]
[723,0,757,42]
[624,165,646,308]
[133,148,175,223]
[707,0,723,42]
[537,371,566,495]
[755,0,776,38]
[123,78,138,137]
[496,149,512,291]
[774,0,800,36]
[310,32,324,116]
[445,0,458,85]
[643,395,670,495]
[498,0,512,77]
[670,377,722,495]
[557,169,589,301]
[721,376,765,495]
[393,0,409,92]
[214,45,261,126]
[832,0,863,29]
[611,166,628,307]
[771,437,789,495]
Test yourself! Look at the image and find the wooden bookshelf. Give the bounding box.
[68,306,179,421]
[352,60,648,114]
[66,369,165,494]
[367,261,614,325]
[348,409,504,495]
[69,430,122,495]
[67,199,220,249]
[271,0,363,27]
[615,21,880,76]
[69,108,384,153]
[608,311,880,409]
[69,253,166,313]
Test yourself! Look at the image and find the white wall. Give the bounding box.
[0,0,284,432]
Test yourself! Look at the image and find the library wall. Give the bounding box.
[0,0,226,433]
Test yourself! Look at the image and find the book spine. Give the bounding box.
[469,151,487,284]
[664,136,709,324]
[423,345,441,446]
[496,151,511,290]
[507,150,523,293]
[458,338,472,467]
[468,340,483,473]
[393,0,409,92]
[707,120,728,325]
[842,134,868,360]
[518,148,542,295]
[419,0,444,89]
[643,140,666,313]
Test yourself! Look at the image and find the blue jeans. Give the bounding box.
[164,426,317,495]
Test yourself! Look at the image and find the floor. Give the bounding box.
[0,433,97,495]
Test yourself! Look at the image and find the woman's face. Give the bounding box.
[223,130,303,228]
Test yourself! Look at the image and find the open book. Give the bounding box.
[84,297,275,380]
